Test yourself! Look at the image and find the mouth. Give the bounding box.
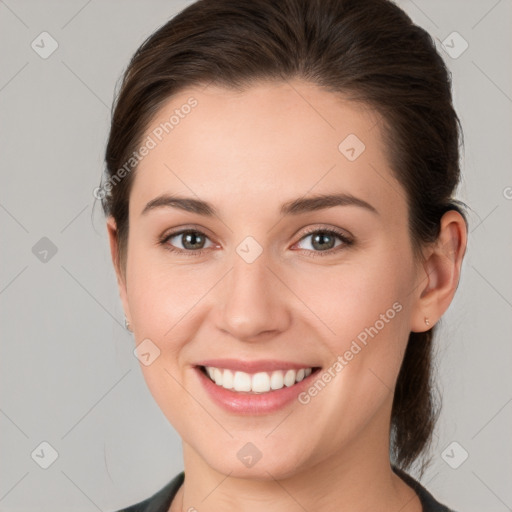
[197,365,322,394]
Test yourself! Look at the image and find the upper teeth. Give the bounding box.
[205,366,313,393]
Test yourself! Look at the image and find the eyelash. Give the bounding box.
[158,226,354,258]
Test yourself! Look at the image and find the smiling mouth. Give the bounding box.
[199,365,321,394]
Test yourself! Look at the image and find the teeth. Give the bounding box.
[252,372,270,393]
[233,371,251,391]
[223,369,234,389]
[204,366,314,393]
[213,368,223,386]
[270,370,284,390]
[283,369,296,387]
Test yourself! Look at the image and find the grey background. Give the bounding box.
[0,0,511,510]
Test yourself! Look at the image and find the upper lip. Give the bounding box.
[195,359,320,373]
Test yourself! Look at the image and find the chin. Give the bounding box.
[196,440,311,481]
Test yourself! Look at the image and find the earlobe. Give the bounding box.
[410,210,467,333]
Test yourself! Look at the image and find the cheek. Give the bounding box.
[291,250,415,418]
[293,248,413,346]
[125,242,210,342]
[126,261,197,429]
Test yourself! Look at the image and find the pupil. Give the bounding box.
[313,233,333,250]
[184,232,203,249]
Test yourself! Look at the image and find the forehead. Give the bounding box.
[131,79,406,222]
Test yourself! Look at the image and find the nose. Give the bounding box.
[214,248,292,342]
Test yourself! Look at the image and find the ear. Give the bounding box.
[410,210,467,333]
[106,216,132,326]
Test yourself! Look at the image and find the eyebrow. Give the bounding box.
[141,192,379,217]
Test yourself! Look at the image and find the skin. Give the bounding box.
[107,79,467,512]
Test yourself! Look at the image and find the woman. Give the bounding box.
[100,0,468,510]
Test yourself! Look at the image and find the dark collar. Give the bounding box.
[116,469,456,512]
[392,466,456,511]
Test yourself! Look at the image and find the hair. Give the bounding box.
[99,0,468,475]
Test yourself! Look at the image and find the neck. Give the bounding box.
[172,412,421,512]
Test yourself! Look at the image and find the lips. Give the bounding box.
[193,359,322,414]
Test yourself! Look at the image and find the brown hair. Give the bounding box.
[99,0,468,474]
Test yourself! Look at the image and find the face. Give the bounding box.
[110,79,428,479]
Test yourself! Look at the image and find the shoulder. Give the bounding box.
[392,466,458,512]
[111,472,184,512]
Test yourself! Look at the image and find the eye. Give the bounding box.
[159,229,216,255]
[293,227,354,257]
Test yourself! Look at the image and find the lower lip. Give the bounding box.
[194,367,320,415]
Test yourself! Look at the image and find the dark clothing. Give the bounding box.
[114,466,456,512]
